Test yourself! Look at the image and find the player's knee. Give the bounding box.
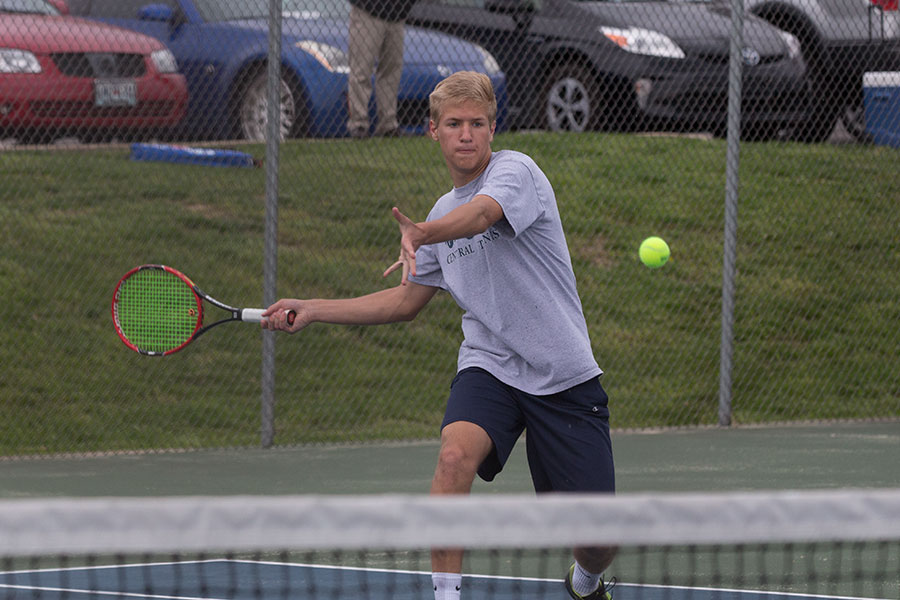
[436,443,474,473]
[433,444,478,487]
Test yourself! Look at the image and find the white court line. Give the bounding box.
[1,558,892,600]
[0,583,222,600]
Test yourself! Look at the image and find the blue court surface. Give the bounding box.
[0,559,880,600]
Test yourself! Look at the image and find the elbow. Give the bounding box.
[477,197,504,231]
[393,304,420,322]
[387,297,421,323]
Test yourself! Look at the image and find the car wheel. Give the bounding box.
[792,70,841,142]
[542,63,602,132]
[238,71,297,142]
[753,13,838,143]
[840,101,873,143]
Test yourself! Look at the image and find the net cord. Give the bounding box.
[2,489,898,556]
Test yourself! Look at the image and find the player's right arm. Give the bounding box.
[261,281,438,333]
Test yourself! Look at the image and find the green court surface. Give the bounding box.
[2,422,897,600]
[0,421,896,498]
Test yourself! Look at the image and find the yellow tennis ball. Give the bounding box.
[639,236,670,268]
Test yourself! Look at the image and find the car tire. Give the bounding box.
[541,63,603,132]
[840,101,873,143]
[237,70,298,142]
[792,68,840,143]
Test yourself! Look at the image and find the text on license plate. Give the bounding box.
[95,80,137,107]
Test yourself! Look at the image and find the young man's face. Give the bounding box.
[429,100,496,188]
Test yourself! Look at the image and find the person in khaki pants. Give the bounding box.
[347,0,417,138]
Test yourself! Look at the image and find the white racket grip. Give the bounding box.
[241,308,295,325]
[241,308,265,323]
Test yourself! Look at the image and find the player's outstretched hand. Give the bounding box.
[384,207,426,285]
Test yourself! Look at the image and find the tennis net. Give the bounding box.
[1,489,898,600]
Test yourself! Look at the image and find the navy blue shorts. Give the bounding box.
[442,367,615,493]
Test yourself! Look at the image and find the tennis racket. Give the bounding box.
[112,264,294,356]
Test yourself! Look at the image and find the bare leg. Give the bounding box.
[569,545,618,598]
[573,546,617,576]
[430,421,494,573]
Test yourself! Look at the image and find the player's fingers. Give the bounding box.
[280,310,297,331]
[271,309,291,332]
[261,306,292,331]
[262,299,286,318]
[383,260,402,278]
[392,206,411,225]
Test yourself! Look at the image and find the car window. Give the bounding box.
[79,0,167,18]
[0,0,58,15]
[421,0,487,7]
[192,0,266,21]
[282,0,350,18]
[191,0,351,21]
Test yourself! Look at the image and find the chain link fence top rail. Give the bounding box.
[2,0,898,456]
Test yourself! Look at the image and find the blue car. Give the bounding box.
[66,0,507,140]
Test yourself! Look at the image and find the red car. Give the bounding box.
[0,0,187,143]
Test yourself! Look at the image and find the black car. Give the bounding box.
[746,0,900,142]
[409,0,809,139]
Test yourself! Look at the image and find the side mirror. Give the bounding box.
[137,3,176,22]
[46,0,70,15]
[137,3,187,33]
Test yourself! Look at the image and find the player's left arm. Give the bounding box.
[386,196,503,284]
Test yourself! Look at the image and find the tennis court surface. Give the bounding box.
[2,490,898,600]
[2,555,894,600]
[1,422,897,600]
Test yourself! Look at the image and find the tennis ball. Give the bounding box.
[639,236,670,268]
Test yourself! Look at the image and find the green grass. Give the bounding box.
[1,133,898,455]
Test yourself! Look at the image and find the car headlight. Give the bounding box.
[296,41,349,74]
[150,49,179,74]
[475,44,501,76]
[601,26,686,59]
[779,31,802,60]
[0,48,42,74]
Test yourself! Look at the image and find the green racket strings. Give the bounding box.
[116,269,199,354]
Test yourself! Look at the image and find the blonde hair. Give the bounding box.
[429,71,497,125]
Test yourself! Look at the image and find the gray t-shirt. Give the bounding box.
[409,150,601,395]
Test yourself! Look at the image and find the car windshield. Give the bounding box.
[0,0,57,15]
[193,0,349,22]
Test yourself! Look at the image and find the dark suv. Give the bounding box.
[409,0,809,139]
[746,0,900,141]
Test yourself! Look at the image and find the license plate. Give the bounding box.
[94,79,137,107]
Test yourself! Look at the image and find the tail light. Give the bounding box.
[871,0,898,11]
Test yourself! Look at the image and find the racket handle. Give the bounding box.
[241,308,296,325]
[241,308,265,322]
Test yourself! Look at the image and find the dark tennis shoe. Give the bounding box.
[565,564,615,600]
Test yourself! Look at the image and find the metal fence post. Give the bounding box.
[261,0,283,447]
[719,0,744,427]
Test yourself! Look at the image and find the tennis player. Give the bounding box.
[263,70,616,600]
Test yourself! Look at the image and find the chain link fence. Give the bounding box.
[2,0,899,456]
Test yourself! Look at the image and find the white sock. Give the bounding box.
[572,562,602,596]
[432,572,462,600]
